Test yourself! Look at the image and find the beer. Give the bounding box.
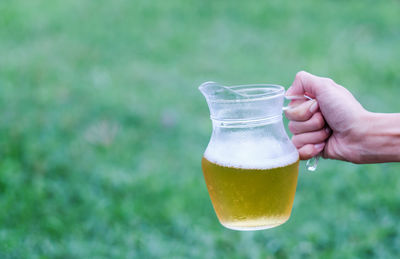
[202,156,299,230]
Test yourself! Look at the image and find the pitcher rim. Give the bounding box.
[200,83,285,103]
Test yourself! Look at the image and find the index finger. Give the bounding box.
[286,71,332,98]
[285,99,318,122]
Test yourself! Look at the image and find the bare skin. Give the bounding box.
[285,71,400,164]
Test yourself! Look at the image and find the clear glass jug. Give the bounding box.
[199,82,301,231]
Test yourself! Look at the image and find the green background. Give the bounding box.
[1,0,400,258]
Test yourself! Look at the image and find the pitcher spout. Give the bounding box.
[199,81,245,102]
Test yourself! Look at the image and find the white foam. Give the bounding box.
[204,137,299,170]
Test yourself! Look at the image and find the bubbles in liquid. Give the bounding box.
[201,156,299,230]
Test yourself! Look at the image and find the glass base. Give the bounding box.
[220,218,289,231]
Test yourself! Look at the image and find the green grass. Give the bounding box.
[1,0,400,258]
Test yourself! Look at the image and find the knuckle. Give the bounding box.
[291,136,302,148]
[323,77,335,86]
[301,145,314,159]
[296,71,306,79]
[313,112,325,129]
[288,121,296,133]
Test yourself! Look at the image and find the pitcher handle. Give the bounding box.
[283,94,321,172]
[305,154,320,171]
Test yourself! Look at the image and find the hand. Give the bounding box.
[285,71,369,163]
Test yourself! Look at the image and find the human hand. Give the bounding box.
[285,71,369,163]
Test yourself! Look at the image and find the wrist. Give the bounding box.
[357,111,400,163]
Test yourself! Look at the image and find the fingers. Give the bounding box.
[288,112,325,134]
[285,71,336,160]
[285,99,319,122]
[292,128,330,160]
[298,143,325,160]
[292,128,331,148]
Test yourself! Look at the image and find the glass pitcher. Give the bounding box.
[199,82,308,231]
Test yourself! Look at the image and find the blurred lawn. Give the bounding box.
[1,0,400,258]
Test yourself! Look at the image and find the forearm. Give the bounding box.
[359,112,400,163]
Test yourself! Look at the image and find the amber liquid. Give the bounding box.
[201,157,299,230]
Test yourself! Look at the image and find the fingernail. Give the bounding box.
[325,127,331,134]
[309,100,318,113]
[314,143,325,151]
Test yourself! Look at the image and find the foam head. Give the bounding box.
[204,137,299,170]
